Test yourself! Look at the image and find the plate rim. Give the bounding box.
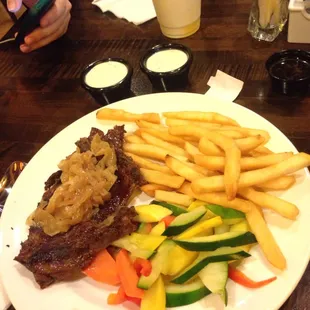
[1,92,309,310]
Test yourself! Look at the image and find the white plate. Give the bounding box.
[1,93,310,310]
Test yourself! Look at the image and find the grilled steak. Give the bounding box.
[15,126,145,288]
[15,207,138,289]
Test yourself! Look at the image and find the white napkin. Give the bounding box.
[205,70,244,102]
[92,0,157,25]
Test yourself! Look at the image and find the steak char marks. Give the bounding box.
[15,126,145,289]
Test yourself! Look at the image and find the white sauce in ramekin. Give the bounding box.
[146,49,188,73]
[85,61,128,88]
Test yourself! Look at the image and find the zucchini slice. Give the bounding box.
[138,240,175,289]
[112,233,166,259]
[222,218,244,225]
[199,262,228,305]
[214,223,230,235]
[111,241,154,259]
[150,221,166,236]
[163,206,206,236]
[135,204,172,222]
[230,220,250,232]
[172,247,250,284]
[151,200,188,216]
[175,216,222,240]
[175,231,257,251]
[207,204,245,219]
[166,278,211,308]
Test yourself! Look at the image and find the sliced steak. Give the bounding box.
[15,207,138,289]
[15,126,145,289]
[42,170,62,202]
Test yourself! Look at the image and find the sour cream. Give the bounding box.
[85,61,128,88]
[146,49,188,73]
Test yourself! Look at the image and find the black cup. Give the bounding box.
[266,50,310,96]
[81,58,133,106]
[140,43,193,91]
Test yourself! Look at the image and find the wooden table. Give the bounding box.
[0,0,309,309]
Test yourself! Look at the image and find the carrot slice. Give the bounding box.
[145,223,153,233]
[126,296,141,306]
[228,267,277,288]
[83,249,120,285]
[161,215,176,227]
[115,249,145,299]
[107,285,126,305]
[133,258,152,277]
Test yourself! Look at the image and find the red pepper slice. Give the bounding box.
[228,266,277,288]
[133,258,152,277]
[161,215,176,228]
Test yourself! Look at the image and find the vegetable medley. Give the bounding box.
[83,200,277,309]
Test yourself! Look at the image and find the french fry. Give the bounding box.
[140,184,173,197]
[194,153,294,172]
[184,142,203,160]
[218,127,270,142]
[214,130,246,139]
[179,182,251,213]
[182,162,211,176]
[136,120,166,130]
[238,187,299,220]
[250,150,273,157]
[246,203,286,270]
[235,135,266,153]
[191,153,310,194]
[165,118,222,129]
[96,108,160,123]
[155,190,194,207]
[202,132,241,200]
[254,145,274,154]
[169,125,264,155]
[140,168,185,189]
[124,143,188,162]
[139,128,185,146]
[163,111,240,127]
[124,143,167,161]
[134,129,142,137]
[169,125,241,199]
[199,135,266,156]
[125,134,145,144]
[169,126,209,139]
[140,132,188,157]
[125,152,174,175]
[199,137,224,156]
[256,176,296,191]
[165,155,205,182]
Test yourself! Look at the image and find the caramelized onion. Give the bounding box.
[27,134,118,236]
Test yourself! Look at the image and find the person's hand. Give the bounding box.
[7,0,72,53]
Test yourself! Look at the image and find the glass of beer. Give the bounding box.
[152,0,202,39]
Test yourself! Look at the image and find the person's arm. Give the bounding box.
[7,0,71,53]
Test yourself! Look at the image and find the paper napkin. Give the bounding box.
[92,0,157,25]
[205,70,244,102]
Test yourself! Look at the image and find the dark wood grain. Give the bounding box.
[1,0,309,309]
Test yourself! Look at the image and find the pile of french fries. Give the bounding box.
[96,108,310,271]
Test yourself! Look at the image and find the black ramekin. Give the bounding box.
[266,50,310,96]
[81,58,133,106]
[140,43,193,91]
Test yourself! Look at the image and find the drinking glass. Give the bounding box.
[152,0,201,39]
[248,0,289,42]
